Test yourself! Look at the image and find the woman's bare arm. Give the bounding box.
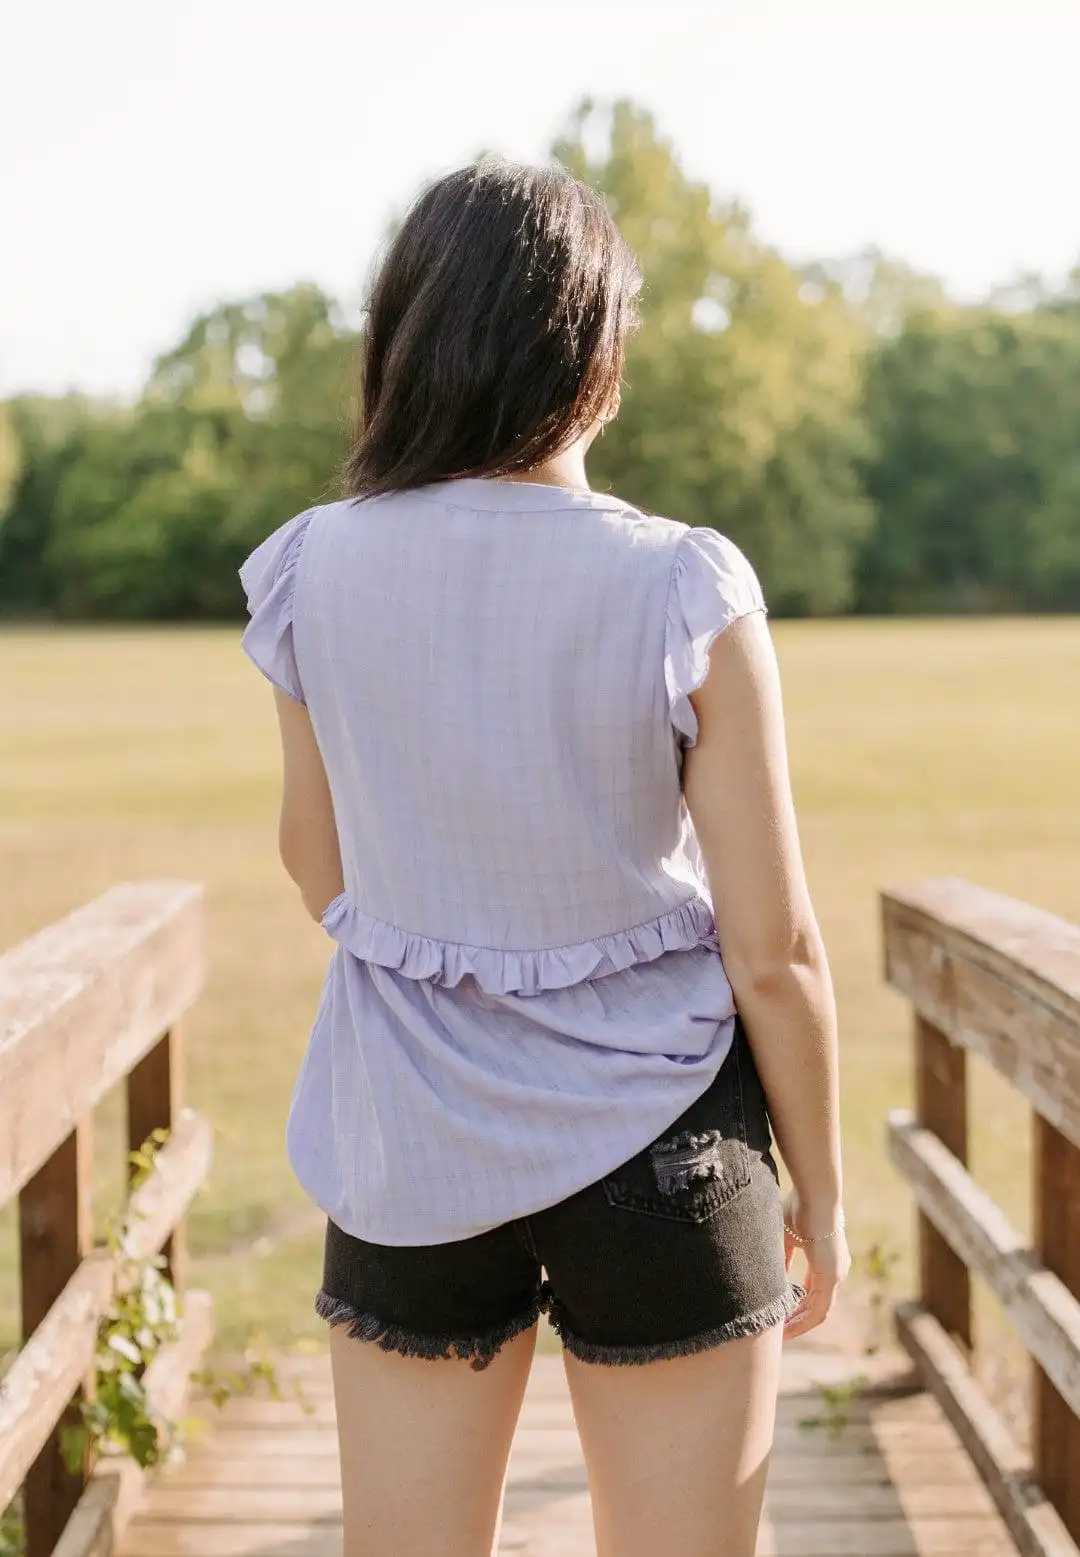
[682,612,848,1332]
[273,688,344,922]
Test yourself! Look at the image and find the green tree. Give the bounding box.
[0,395,104,613]
[146,282,357,552]
[45,410,239,617]
[804,247,948,339]
[555,100,874,614]
[5,107,1080,624]
[858,307,1080,611]
[33,285,357,619]
[0,400,20,515]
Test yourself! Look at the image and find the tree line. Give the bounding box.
[2,99,1079,620]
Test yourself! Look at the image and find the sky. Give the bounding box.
[2,0,1078,398]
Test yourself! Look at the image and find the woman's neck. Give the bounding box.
[502,437,593,493]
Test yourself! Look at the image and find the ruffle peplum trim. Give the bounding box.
[320,892,719,997]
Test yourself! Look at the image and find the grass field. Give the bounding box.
[2,619,1079,1356]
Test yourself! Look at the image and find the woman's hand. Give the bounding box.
[782,1193,851,1340]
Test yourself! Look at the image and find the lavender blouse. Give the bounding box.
[240,479,766,1245]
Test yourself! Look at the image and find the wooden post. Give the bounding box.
[127,1026,185,1290]
[914,1014,972,1350]
[18,1122,94,1557]
[1033,1113,1080,1543]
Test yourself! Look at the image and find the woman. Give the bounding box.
[240,158,848,1557]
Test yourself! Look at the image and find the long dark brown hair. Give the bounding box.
[343,158,641,497]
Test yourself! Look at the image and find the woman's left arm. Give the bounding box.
[273,688,344,922]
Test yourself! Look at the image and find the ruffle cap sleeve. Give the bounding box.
[664,526,766,747]
[238,509,314,704]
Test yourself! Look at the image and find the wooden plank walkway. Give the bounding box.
[117,1328,1018,1557]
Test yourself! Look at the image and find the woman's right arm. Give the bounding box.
[682,610,849,1336]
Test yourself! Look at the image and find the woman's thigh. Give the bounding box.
[565,1324,784,1557]
[331,1323,538,1557]
[529,1027,793,1553]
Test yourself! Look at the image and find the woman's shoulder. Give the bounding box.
[238,506,319,612]
[595,501,756,583]
[583,494,687,559]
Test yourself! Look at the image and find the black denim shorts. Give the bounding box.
[317,1022,802,1370]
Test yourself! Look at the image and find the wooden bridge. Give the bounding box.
[2,877,1079,1557]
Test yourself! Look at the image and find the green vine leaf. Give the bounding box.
[66,1127,285,1484]
[108,1333,143,1366]
[0,1501,24,1557]
[60,1423,88,1477]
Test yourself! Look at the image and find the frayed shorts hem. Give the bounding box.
[315,1285,547,1372]
[317,1280,804,1372]
[548,1282,805,1367]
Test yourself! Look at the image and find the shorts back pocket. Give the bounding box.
[602,1041,752,1223]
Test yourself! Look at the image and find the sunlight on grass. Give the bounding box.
[1,619,1078,1350]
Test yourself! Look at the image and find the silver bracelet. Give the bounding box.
[783,1212,846,1248]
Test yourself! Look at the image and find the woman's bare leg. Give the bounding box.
[330,1324,537,1557]
[564,1325,783,1557]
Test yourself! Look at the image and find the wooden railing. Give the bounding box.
[0,882,212,1557]
[884,877,1080,1557]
